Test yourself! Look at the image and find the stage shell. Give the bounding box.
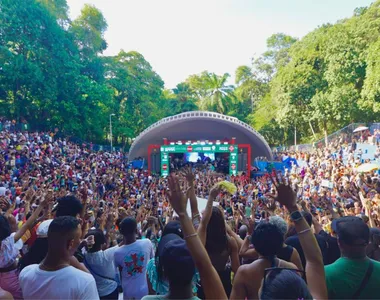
[128,111,273,162]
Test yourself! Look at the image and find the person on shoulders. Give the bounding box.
[19,216,99,300]
[114,217,154,300]
[325,216,380,299]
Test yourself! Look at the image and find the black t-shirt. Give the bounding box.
[277,244,294,262]
[318,230,341,265]
[285,233,329,268]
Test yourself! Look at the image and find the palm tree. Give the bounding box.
[187,72,234,114]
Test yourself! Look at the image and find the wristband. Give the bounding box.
[298,228,311,235]
[184,233,198,240]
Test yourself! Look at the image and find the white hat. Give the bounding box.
[36,219,53,238]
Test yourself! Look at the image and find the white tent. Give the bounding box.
[173,197,219,217]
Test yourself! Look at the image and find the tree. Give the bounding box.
[0,0,112,141]
[37,0,69,23]
[235,65,268,112]
[170,83,198,113]
[187,72,235,114]
[104,50,165,145]
[70,4,108,56]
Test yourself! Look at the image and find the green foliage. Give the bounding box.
[104,50,165,143]
[0,0,166,145]
[252,1,380,145]
[187,72,235,114]
[1,0,380,149]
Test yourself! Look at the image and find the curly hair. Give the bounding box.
[269,216,288,238]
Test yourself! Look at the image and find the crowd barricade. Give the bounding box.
[131,160,145,169]
[252,161,287,177]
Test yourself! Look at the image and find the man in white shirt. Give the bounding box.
[19,216,99,300]
[114,217,154,300]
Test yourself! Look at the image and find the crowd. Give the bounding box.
[1,126,380,300]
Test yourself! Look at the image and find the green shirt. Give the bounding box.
[325,257,380,299]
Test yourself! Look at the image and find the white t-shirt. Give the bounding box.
[114,239,154,300]
[84,246,119,297]
[0,187,6,196]
[19,265,99,300]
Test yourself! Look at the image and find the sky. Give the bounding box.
[66,0,374,88]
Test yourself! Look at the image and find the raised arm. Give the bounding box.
[168,175,227,300]
[197,185,221,245]
[274,174,327,300]
[238,235,259,260]
[182,167,200,223]
[14,193,52,243]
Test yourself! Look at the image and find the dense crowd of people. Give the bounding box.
[1,126,380,300]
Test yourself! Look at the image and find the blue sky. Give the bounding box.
[66,0,374,88]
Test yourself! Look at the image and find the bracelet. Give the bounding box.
[192,213,200,219]
[184,233,198,240]
[298,228,311,235]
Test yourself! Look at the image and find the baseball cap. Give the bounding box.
[36,219,53,238]
[162,221,183,238]
[158,234,195,285]
[332,216,369,246]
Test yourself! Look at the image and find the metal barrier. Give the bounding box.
[273,122,380,152]
[313,123,363,148]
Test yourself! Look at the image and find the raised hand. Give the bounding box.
[181,166,195,184]
[25,188,35,203]
[168,174,188,217]
[39,193,54,208]
[271,171,297,210]
[209,185,222,200]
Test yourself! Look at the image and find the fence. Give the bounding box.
[273,122,380,152]
[313,123,363,148]
[272,143,314,153]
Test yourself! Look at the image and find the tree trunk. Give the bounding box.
[309,121,316,140]
[324,121,328,146]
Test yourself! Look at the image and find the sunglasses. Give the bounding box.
[263,267,306,290]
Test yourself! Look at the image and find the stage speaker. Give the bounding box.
[238,153,248,172]
[151,153,161,173]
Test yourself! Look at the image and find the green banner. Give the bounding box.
[229,151,238,176]
[161,151,169,177]
[160,144,238,176]
[161,144,237,153]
